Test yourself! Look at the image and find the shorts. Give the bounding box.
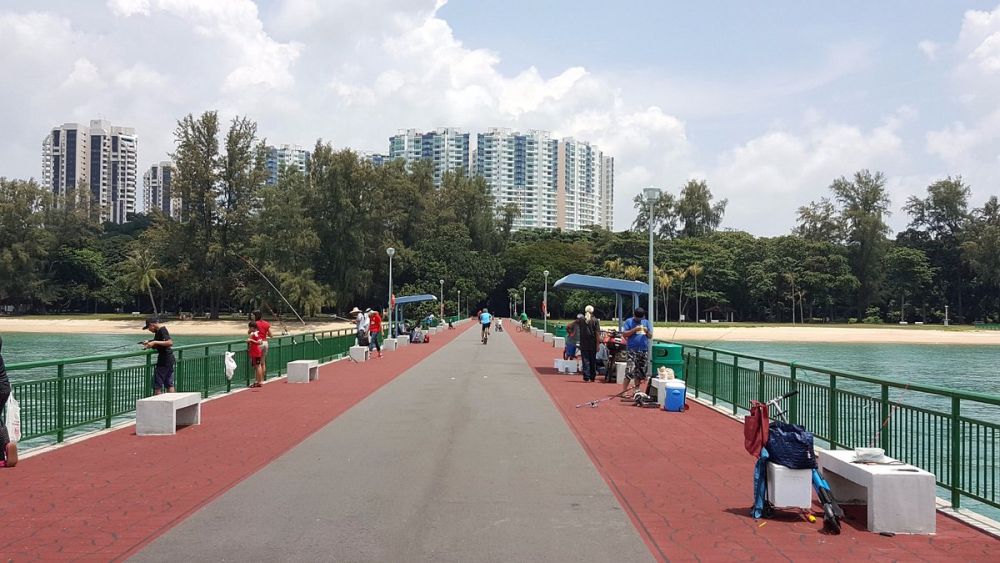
[565,343,578,357]
[626,349,649,381]
[153,364,175,390]
[481,322,491,330]
[250,356,262,367]
[260,340,269,358]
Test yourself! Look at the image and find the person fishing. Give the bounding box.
[621,307,653,397]
[579,306,601,382]
[247,321,265,388]
[252,311,273,376]
[0,335,18,467]
[141,318,175,395]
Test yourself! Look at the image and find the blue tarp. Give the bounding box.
[552,274,650,329]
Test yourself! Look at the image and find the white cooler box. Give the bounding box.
[766,463,812,509]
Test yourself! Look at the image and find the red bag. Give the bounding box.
[744,401,769,457]
[423,335,430,343]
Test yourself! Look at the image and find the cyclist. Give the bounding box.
[479,308,493,343]
[519,310,530,331]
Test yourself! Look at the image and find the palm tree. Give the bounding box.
[604,258,624,277]
[784,272,798,324]
[655,267,672,322]
[623,265,644,281]
[688,263,704,323]
[670,268,688,321]
[122,249,162,315]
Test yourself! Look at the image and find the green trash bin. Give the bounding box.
[651,342,685,380]
[555,324,567,338]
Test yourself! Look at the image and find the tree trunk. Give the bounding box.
[147,286,158,316]
[694,276,700,322]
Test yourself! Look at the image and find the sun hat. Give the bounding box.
[349,307,362,315]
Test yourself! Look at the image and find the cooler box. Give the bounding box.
[664,379,686,412]
[766,463,812,509]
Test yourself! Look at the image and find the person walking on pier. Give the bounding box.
[622,307,653,396]
[0,335,18,467]
[351,307,369,347]
[142,318,175,395]
[564,314,582,361]
[252,311,273,376]
[578,306,601,382]
[368,308,383,358]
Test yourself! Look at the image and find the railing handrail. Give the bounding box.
[6,328,350,371]
[669,340,1000,407]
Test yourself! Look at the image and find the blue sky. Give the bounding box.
[2,1,999,233]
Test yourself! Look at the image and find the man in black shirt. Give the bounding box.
[578,306,601,382]
[142,318,175,394]
[0,335,17,467]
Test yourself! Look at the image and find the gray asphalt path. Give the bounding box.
[133,325,653,562]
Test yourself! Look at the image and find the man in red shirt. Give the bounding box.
[367,308,383,358]
[252,310,273,376]
[247,321,264,388]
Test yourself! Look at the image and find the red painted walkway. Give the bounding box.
[508,327,999,562]
[0,326,469,561]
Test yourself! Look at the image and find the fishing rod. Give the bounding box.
[94,342,146,354]
[575,380,641,408]
[236,254,308,328]
[263,302,291,336]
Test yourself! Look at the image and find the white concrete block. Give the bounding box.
[553,336,565,348]
[349,345,369,362]
[383,338,398,351]
[543,333,554,343]
[650,377,669,408]
[818,449,936,534]
[287,360,319,383]
[615,361,627,381]
[766,463,813,509]
[136,392,201,436]
[396,337,408,347]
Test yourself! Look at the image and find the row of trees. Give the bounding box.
[1,111,998,324]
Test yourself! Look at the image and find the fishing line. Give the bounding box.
[236,254,307,328]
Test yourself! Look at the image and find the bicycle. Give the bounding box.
[481,323,490,344]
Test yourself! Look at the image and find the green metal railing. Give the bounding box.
[673,341,1000,512]
[5,329,355,446]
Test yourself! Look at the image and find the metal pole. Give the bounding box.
[440,279,444,321]
[387,247,395,337]
[522,287,526,318]
[543,270,549,333]
[643,187,661,376]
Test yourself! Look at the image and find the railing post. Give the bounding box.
[757,360,765,403]
[145,353,153,397]
[176,349,184,391]
[711,351,718,406]
[951,397,961,508]
[789,364,798,425]
[731,356,739,414]
[694,349,700,398]
[880,385,890,453]
[829,373,838,449]
[202,346,210,399]
[56,363,65,443]
[105,358,113,429]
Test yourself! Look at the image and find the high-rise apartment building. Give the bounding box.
[42,120,138,223]
[555,138,613,232]
[388,128,470,186]
[265,144,310,185]
[143,161,180,219]
[476,129,558,230]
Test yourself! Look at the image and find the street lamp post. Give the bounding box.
[457,290,461,319]
[543,270,550,332]
[387,247,395,337]
[522,286,526,319]
[643,187,661,375]
[440,279,444,321]
[945,304,950,327]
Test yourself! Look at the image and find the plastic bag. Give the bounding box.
[5,391,21,443]
[224,351,237,381]
[766,421,817,469]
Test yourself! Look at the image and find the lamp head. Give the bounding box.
[643,187,661,201]
[386,247,395,257]
[543,270,549,277]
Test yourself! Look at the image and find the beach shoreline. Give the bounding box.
[2,318,999,344]
[0,318,355,336]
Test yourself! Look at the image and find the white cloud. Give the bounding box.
[107,0,150,17]
[711,111,908,235]
[918,40,939,61]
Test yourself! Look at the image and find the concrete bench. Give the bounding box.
[817,449,936,534]
[136,392,201,436]
[553,336,565,348]
[383,338,398,351]
[396,336,408,347]
[543,333,554,343]
[349,345,369,362]
[287,360,319,383]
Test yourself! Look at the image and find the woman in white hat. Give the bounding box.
[350,307,369,346]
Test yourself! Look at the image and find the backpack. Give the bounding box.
[766,421,817,469]
[357,330,370,347]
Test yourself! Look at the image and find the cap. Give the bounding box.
[143,317,160,329]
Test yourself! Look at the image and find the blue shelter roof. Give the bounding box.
[552,274,649,295]
[394,294,438,306]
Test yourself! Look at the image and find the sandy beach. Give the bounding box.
[2,317,999,345]
[0,318,355,336]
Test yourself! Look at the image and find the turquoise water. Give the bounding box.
[1,332,234,381]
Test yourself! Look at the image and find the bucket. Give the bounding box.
[665,379,686,412]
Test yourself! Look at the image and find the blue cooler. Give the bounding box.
[664,379,686,412]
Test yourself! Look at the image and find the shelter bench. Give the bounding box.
[817,449,936,534]
[287,360,320,383]
[136,392,202,436]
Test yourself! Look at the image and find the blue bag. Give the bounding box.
[766,421,817,469]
